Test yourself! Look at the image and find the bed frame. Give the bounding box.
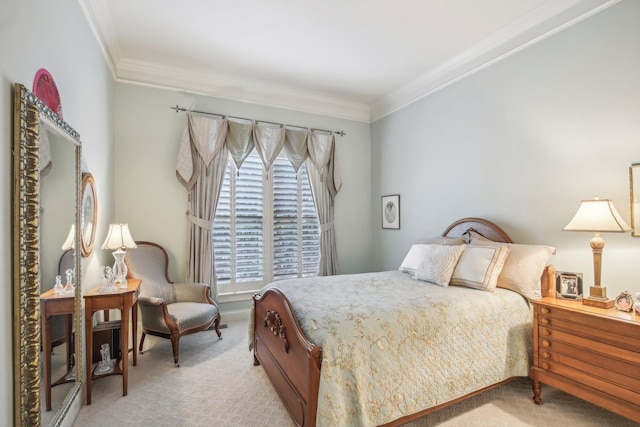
[252,217,555,427]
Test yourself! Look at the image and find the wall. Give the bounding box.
[113,83,373,316]
[371,0,640,299]
[0,0,115,424]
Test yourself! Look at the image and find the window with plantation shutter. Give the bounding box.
[213,151,319,296]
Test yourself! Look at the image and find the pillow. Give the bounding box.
[450,245,510,291]
[469,238,556,300]
[399,238,464,274]
[414,244,466,287]
[416,237,465,245]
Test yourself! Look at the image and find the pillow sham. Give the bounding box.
[450,245,510,291]
[399,238,464,274]
[416,236,465,245]
[414,244,466,287]
[469,238,556,300]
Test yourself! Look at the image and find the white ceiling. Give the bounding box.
[80,0,617,122]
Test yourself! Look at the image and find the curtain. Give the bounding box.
[176,113,228,300]
[176,113,342,299]
[307,131,342,276]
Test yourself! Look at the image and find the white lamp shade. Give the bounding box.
[101,224,137,250]
[563,198,631,232]
[61,223,75,250]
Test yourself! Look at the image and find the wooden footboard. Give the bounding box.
[253,288,322,427]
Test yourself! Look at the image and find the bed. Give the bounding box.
[251,218,555,427]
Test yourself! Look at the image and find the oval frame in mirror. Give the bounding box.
[630,163,640,237]
[81,172,98,257]
[12,83,83,426]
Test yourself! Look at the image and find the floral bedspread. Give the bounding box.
[253,270,533,427]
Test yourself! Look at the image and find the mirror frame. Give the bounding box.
[630,163,640,237]
[80,172,98,257]
[12,83,83,426]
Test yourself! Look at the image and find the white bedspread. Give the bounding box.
[257,270,533,426]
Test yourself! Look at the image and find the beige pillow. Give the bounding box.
[414,244,466,287]
[469,238,556,300]
[450,245,510,291]
[399,238,464,274]
[416,237,465,245]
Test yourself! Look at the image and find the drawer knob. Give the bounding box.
[541,307,550,314]
[541,318,550,325]
[542,362,550,370]
[542,340,551,348]
[542,351,550,359]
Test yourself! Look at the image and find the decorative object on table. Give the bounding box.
[53,275,64,295]
[98,266,118,293]
[554,271,583,300]
[80,172,98,257]
[101,224,137,289]
[93,343,115,375]
[63,268,75,295]
[381,194,400,229]
[563,197,631,308]
[634,292,640,315]
[614,291,634,312]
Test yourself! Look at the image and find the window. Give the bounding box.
[213,152,320,296]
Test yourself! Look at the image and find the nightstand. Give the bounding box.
[530,297,640,423]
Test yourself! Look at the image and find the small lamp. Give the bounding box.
[563,197,630,308]
[101,224,137,289]
[61,223,75,250]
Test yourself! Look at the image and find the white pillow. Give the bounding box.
[399,239,464,274]
[450,245,510,291]
[470,238,556,300]
[414,244,466,287]
[416,237,465,245]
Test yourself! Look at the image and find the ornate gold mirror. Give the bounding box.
[630,163,640,237]
[13,83,83,426]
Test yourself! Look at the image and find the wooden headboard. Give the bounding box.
[441,217,554,298]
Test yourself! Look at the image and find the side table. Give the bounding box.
[40,288,75,411]
[84,279,140,404]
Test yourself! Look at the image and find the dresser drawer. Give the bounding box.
[537,305,640,352]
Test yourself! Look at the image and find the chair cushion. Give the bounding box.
[168,302,218,332]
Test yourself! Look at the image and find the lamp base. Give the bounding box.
[582,285,614,308]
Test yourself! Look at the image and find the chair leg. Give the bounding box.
[139,332,146,354]
[214,316,222,339]
[170,332,180,367]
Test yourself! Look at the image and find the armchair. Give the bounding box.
[125,241,221,366]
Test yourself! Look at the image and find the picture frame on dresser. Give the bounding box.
[555,271,583,300]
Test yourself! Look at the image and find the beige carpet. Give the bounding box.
[72,319,638,427]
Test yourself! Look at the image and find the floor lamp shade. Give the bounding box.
[563,198,630,308]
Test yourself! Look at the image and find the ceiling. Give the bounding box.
[80,0,617,122]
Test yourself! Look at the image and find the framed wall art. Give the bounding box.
[381,194,400,229]
[555,271,583,300]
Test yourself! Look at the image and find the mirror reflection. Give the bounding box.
[39,126,77,425]
[630,163,640,237]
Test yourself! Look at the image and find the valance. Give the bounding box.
[177,112,341,194]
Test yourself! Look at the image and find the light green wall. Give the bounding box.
[0,0,115,424]
[371,0,640,299]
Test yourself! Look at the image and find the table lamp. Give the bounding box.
[563,197,630,308]
[101,224,137,289]
[61,224,75,250]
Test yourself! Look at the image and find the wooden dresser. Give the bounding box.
[531,297,640,423]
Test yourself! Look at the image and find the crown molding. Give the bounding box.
[115,59,372,122]
[370,0,620,122]
[81,0,618,124]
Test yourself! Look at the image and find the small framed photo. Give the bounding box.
[381,194,400,229]
[555,271,583,300]
[614,291,634,312]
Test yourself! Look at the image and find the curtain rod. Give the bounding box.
[170,105,346,136]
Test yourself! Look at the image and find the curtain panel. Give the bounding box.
[176,112,342,299]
